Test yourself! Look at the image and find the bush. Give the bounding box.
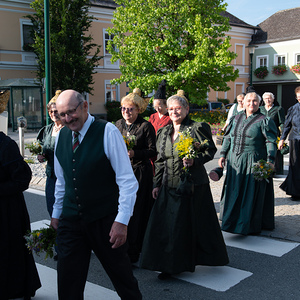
[217,98,230,105]
[189,110,227,125]
[105,101,122,122]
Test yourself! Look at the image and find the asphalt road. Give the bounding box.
[24,189,300,300]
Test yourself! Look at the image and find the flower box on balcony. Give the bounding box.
[272,64,287,75]
[254,66,269,79]
[290,64,300,75]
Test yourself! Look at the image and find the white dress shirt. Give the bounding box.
[52,114,138,225]
[225,103,245,125]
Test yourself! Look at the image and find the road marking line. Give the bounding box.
[174,266,252,292]
[34,264,119,300]
[31,220,50,230]
[26,188,46,196]
[223,231,299,257]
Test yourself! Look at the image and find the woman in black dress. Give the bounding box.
[0,132,41,299]
[278,86,300,200]
[115,88,156,263]
[260,92,285,175]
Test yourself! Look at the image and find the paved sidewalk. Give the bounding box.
[8,128,300,243]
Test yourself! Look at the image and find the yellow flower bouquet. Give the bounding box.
[174,128,209,197]
[25,140,43,155]
[175,128,208,160]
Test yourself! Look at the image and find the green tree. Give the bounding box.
[26,0,102,95]
[108,0,238,104]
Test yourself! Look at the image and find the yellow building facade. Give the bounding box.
[0,1,255,122]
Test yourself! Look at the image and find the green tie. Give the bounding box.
[72,132,80,153]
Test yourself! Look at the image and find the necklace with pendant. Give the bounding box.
[125,123,134,137]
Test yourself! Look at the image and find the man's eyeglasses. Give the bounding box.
[121,107,135,112]
[59,102,83,118]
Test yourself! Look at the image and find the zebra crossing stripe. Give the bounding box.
[223,231,299,257]
[35,264,119,300]
[174,266,252,292]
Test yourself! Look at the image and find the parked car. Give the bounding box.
[189,101,226,113]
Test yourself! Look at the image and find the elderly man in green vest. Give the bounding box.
[50,90,142,300]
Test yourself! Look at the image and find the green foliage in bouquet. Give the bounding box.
[25,226,57,259]
[25,140,42,155]
[252,159,273,183]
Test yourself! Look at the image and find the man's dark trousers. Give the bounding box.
[56,213,142,300]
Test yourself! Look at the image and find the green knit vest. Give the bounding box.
[56,120,119,223]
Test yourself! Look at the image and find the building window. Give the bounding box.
[21,20,34,51]
[104,30,116,55]
[295,54,300,64]
[105,81,119,103]
[256,55,268,68]
[274,54,286,65]
[235,44,244,65]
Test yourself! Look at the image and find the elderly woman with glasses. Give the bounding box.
[278,86,300,200]
[260,92,285,175]
[140,90,228,279]
[218,91,277,235]
[115,88,156,263]
[37,90,64,218]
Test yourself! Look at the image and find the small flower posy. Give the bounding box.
[216,128,225,136]
[123,134,136,150]
[25,140,43,155]
[24,226,57,259]
[252,159,274,183]
[276,137,289,155]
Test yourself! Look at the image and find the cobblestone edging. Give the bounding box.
[30,176,46,190]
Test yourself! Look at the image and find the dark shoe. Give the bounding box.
[291,195,300,201]
[157,272,171,280]
[53,254,58,261]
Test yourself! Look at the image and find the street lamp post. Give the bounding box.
[44,0,51,125]
[246,45,257,86]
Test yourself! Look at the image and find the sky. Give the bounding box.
[225,0,300,26]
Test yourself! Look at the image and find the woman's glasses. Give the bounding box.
[168,106,182,112]
[121,107,135,112]
[49,110,58,114]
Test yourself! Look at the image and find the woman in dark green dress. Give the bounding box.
[260,92,285,175]
[218,92,277,235]
[37,90,63,217]
[140,90,228,279]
